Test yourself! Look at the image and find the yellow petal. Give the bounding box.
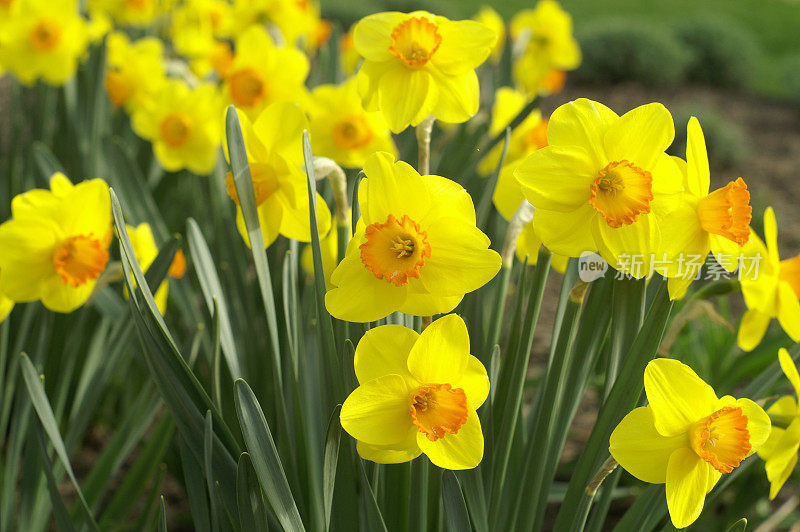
[515,222,542,264]
[644,358,718,437]
[532,204,597,258]
[668,273,696,300]
[362,152,431,226]
[593,211,659,280]
[353,12,405,62]
[378,66,439,133]
[722,397,772,455]
[767,448,798,500]
[0,217,61,302]
[604,103,674,173]
[427,68,478,124]
[407,314,469,384]
[452,355,490,410]
[325,252,407,322]
[665,447,710,529]
[40,275,95,313]
[546,98,618,170]
[685,117,710,197]
[417,407,483,470]
[354,324,419,386]
[276,190,332,243]
[609,406,686,484]
[340,374,413,446]
[764,207,779,266]
[356,427,422,464]
[398,290,463,317]
[236,197,282,249]
[492,163,526,221]
[0,293,13,323]
[421,174,476,225]
[516,145,596,212]
[780,348,800,399]
[777,282,800,342]
[709,234,744,273]
[432,19,496,74]
[737,308,771,352]
[418,222,501,297]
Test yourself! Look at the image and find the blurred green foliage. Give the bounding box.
[669,107,749,170]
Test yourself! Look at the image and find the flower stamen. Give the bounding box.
[589,160,653,228]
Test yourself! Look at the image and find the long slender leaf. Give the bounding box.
[35,420,76,532]
[237,453,269,532]
[442,471,471,532]
[323,406,342,532]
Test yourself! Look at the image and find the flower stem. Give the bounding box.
[416,116,435,175]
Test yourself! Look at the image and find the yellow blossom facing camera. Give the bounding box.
[308,77,397,168]
[126,223,185,314]
[353,10,497,132]
[758,348,800,500]
[510,0,580,96]
[105,32,166,111]
[89,0,163,27]
[224,102,332,249]
[223,25,310,121]
[610,358,770,529]
[0,0,89,86]
[515,98,683,278]
[131,79,223,175]
[340,314,489,469]
[0,173,111,313]
[325,152,501,322]
[737,207,800,351]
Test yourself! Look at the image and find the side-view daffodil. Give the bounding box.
[610,358,770,529]
[353,10,496,132]
[737,207,800,351]
[340,314,489,469]
[758,348,800,500]
[105,31,166,111]
[515,98,683,278]
[0,173,111,313]
[308,77,397,168]
[659,117,752,299]
[224,102,332,249]
[325,152,501,322]
[131,79,223,175]
[126,223,185,314]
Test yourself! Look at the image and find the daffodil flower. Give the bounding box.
[126,223,185,314]
[515,223,569,273]
[105,31,166,111]
[308,77,397,168]
[659,117,752,299]
[89,0,161,27]
[223,25,310,120]
[223,102,332,249]
[509,0,580,95]
[340,314,489,469]
[0,173,111,313]
[737,207,800,351]
[610,358,770,529]
[325,152,501,322]
[353,10,497,133]
[131,79,223,175]
[0,0,89,86]
[472,6,505,65]
[515,98,683,278]
[757,348,800,499]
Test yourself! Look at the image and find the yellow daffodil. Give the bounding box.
[105,32,166,111]
[659,117,752,299]
[473,6,505,65]
[131,79,223,175]
[737,207,800,351]
[610,358,770,529]
[0,173,111,313]
[510,0,580,96]
[89,0,164,27]
[308,77,397,168]
[353,10,497,133]
[758,348,800,499]
[223,25,310,121]
[516,224,569,273]
[0,0,89,86]
[339,29,361,76]
[126,223,185,313]
[0,284,13,323]
[270,0,331,52]
[169,0,234,77]
[515,99,682,279]
[340,314,489,469]
[325,152,501,322]
[224,102,332,249]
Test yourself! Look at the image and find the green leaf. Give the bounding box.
[475,127,510,229]
[180,437,212,532]
[186,217,244,380]
[237,453,269,532]
[159,496,168,532]
[725,518,747,532]
[19,352,100,531]
[31,142,64,182]
[441,471,471,532]
[356,458,388,532]
[224,106,282,384]
[323,406,342,532]
[34,420,76,532]
[205,411,220,532]
[234,379,305,531]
